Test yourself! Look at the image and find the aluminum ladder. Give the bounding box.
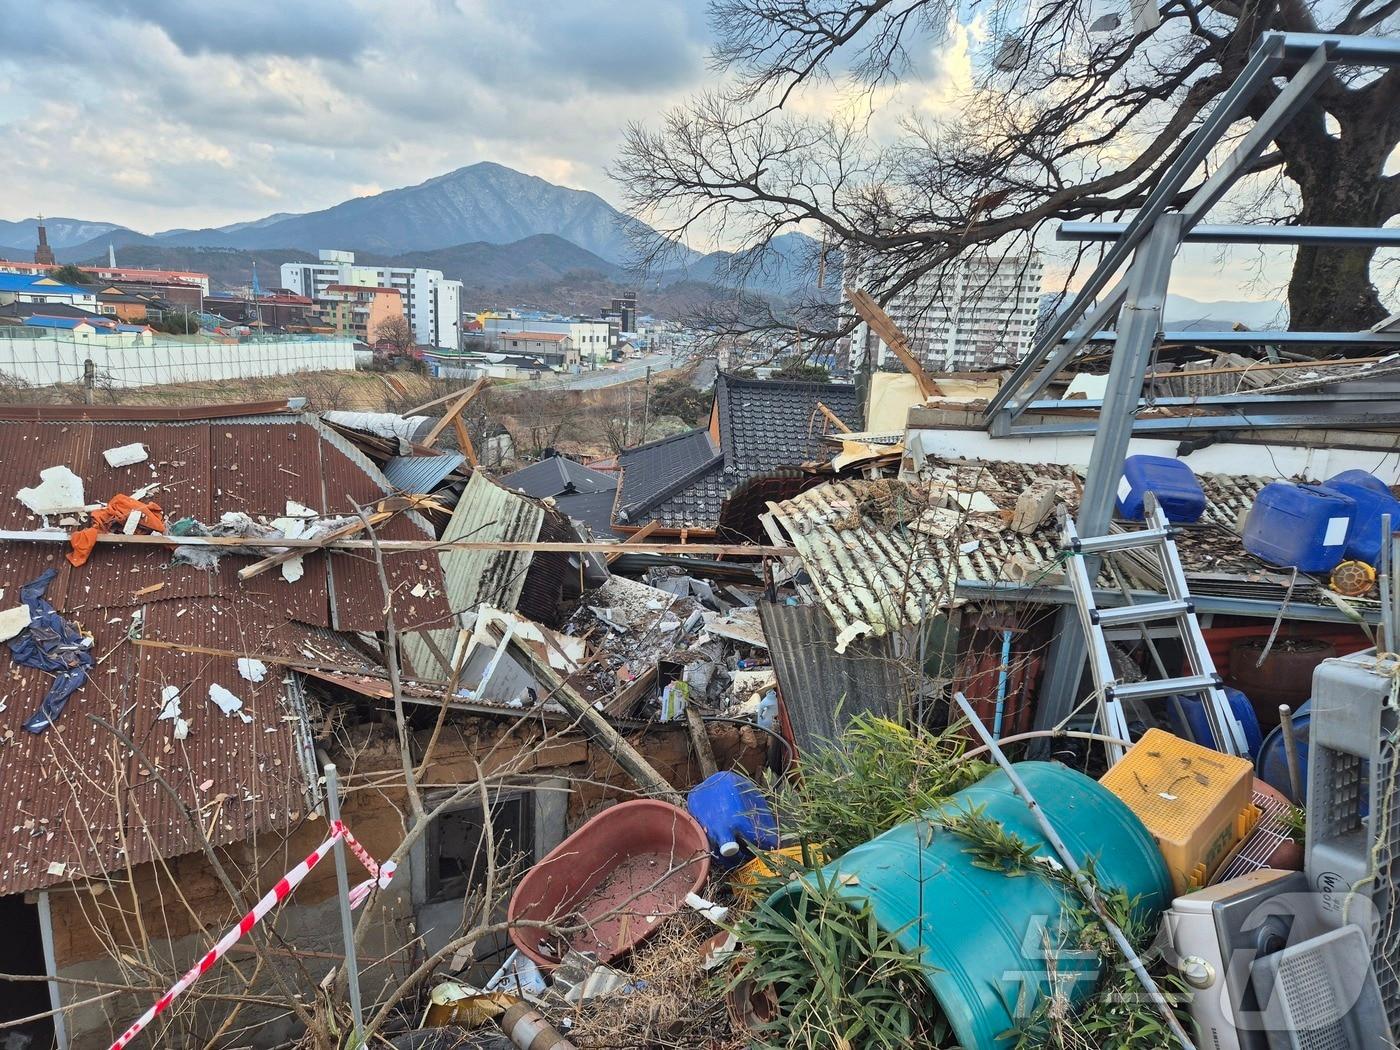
[1061,491,1248,764]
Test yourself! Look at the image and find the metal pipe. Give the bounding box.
[1079,330,1400,346]
[1380,513,1393,654]
[1058,221,1400,246]
[499,1001,579,1050]
[952,692,1198,1050]
[37,890,68,1050]
[1278,705,1305,804]
[993,628,1013,738]
[323,763,364,1043]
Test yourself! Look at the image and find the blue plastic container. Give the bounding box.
[769,763,1171,1050]
[1168,687,1264,759]
[1243,482,1357,574]
[1255,701,1310,804]
[1321,471,1400,565]
[1115,454,1206,523]
[686,771,779,868]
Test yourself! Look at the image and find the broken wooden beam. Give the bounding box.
[685,706,719,779]
[503,631,684,806]
[420,377,487,449]
[814,401,853,433]
[236,510,394,581]
[844,286,937,399]
[0,530,797,558]
[605,519,659,564]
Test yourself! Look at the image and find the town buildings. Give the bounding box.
[316,284,405,343]
[281,250,462,349]
[853,249,1044,372]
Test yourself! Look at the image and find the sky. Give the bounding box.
[0,0,1315,303]
[0,0,715,232]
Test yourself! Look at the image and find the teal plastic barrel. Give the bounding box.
[769,762,1171,1049]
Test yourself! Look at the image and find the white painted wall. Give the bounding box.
[0,332,358,388]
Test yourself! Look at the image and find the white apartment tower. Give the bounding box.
[281,250,462,349]
[855,250,1044,372]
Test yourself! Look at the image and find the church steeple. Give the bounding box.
[33,216,55,266]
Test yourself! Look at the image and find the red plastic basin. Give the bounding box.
[507,799,710,967]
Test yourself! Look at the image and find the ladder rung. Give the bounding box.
[1105,674,1222,703]
[1073,528,1175,554]
[1092,599,1193,627]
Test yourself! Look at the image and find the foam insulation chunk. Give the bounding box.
[103,443,148,468]
[0,605,30,643]
[209,683,253,723]
[237,658,267,683]
[17,466,85,516]
[158,685,182,720]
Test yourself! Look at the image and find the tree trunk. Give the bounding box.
[1284,122,1392,339]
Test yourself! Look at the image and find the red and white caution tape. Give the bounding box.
[109,819,395,1050]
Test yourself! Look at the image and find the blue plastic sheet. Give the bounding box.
[10,568,93,733]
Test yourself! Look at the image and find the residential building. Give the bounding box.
[0,273,99,313]
[316,284,405,343]
[853,249,1044,372]
[483,316,611,365]
[0,259,211,298]
[95,285,154,322]
[495,331,577,368]
[501,455,620,538]
[281,250,462,349]
[612,372,863,540]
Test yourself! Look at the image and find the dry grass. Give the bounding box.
[566,907,740,1050]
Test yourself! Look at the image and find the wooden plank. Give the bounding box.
[420,378,487,449]
[235,510,393,581]
[0,530,796,557]
[451,412,478,468]
[401,380,486,418]
[605,519,659,564]
[685,705,719,779]
[503,631,683,805]
[602,664,658,718]
[133,637,365,674]
[815,401,853,433]
[844,286,937,398]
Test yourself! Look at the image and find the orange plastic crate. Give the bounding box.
[1099,728,1256,894]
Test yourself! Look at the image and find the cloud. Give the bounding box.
[0,0,714,231]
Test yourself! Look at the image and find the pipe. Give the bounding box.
[1278,704,1305,803]
[993,628,1013,739]
[1380,514,1393,654]
[499,1001,578,1050]
[952,692,1198,1050]
[323,763,364,1043]
[37,890,67,1050]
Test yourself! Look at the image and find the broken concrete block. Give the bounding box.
[17,466,85,516]
[1011,480,1059,534]
[0,605,30,642]
[103,443,148,468]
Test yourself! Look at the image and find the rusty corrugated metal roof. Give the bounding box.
[0,408,445,895]
[763,462,1285,641]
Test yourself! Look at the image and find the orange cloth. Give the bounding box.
[67,494,165,567]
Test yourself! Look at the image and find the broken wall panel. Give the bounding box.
[759,601,909,752]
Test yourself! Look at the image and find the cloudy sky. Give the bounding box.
[0,0,714,232]
[0,1,1311,302]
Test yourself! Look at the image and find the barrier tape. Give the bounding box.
[109,819,396,1050]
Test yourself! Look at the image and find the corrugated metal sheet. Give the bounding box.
[0,409,448,896]
[403,471,544,680]
[760,601,907,751]
[382,453,465,493]
[765,463,1293,641]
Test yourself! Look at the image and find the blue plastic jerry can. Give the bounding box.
[686,771,779,867]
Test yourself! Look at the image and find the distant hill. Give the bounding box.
[1163,294,1286,330]
[151,162,671,266]
[0,216,130,251]
[374,234,625,290]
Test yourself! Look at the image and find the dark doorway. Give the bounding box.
[0,894,54,1048]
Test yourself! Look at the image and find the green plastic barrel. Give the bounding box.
[769,762,1171,1049]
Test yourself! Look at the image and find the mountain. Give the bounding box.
[374,234,624,290]
[667,231,830,298]
[151,162,670,266]
[1163,294,1286,330]
[0,216,129,250]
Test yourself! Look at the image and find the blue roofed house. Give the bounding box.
[0,273,100,313]
[612,372,863,542]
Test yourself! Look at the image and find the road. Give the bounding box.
[550,352,675,390]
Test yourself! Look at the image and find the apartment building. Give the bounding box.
[281,250,462,349]
[854,250,1044,372]
[316,285,404,343]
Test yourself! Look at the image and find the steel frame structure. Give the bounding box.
[990,32,1400,741]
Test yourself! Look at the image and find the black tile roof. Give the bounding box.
[615,427,722,525]
[501,455,619,538]
[613,374,864,529]
[502,455,616,499]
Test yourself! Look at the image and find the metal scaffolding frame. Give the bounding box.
[987,31,1400,741]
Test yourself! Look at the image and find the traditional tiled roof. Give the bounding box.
[502,456,619,537]
[613,373,863,529]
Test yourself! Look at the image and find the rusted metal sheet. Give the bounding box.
[0,400,302,422]
[759,601,907,752]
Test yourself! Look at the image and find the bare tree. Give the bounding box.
[373,314,416,356]
[614,0,1400,351]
